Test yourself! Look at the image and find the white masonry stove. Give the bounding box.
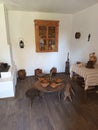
[0,64,17,98]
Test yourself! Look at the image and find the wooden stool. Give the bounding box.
[64,83,75,102]
[25,88,40,106]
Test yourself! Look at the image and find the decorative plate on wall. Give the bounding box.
[75,32,81,39]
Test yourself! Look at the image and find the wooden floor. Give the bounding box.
[0,73,98,130]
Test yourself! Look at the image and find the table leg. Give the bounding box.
[58,90,62,101]
[39,91,44,98]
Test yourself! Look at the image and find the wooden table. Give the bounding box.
[33,80,65,100]
[70,64,98,90]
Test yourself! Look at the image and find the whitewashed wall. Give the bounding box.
[0,4,16,98]
[8,11,73,76]
[2,3,98,76]
[0,4,11,64]
[71,3,98,65]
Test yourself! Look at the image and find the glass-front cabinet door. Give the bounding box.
[34,20,59,52]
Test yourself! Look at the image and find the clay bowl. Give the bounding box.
[40,79,49,87]
[55,78,63,83]
[50,82,58,88]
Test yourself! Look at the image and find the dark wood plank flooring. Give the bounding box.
[0,73,98,130]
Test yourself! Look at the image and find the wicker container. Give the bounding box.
[18,69,26,80]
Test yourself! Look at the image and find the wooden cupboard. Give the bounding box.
[34,20,59,52]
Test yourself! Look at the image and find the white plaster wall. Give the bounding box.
[71,3,98,65]
[0,4,17,98]
[0,4,11,64]
[8,11,73,76]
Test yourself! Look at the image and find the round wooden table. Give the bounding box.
[33,80,65,100]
